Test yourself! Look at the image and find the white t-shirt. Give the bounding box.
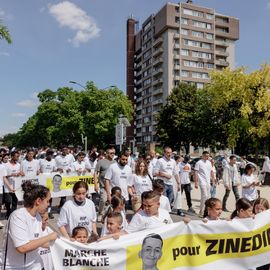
[39,159,56,173]
[20,159,40,176]
[241,174,258,201]
[160,195,171,212]
[57,198,97,236]
[129,174,153,196]
[84,157,97,172]
[179,162,191,185]
[194,159,212,186]
[55,155,74,172]
[154,157,177,185]
[104,163,132,200]
[125,208,173,233]
[39,227,54,270]
[0,163,7,189]
[4,162,20,193]
[101,211,128,236]
[5,208,44,269]
[72,161,86,174]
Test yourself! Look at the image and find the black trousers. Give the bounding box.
[3,192,18,219]
[181,183,192,209]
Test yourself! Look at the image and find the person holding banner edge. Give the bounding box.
[2,181,57,269]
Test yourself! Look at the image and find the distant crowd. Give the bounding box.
[0,145,270,270]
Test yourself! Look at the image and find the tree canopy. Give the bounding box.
[157,65,270,155]
[4,82,133,148]
[0,22,12,44]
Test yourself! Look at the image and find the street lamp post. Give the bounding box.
[69,81,87,90]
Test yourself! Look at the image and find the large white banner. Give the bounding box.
[14,173,95,200]
[51,209,270,270]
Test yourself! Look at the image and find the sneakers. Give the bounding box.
[177,210,185,217]
[0,221,4,229]
[48,213,54,219]
[188,207,196,214]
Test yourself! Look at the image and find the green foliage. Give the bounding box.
[157,65,270,155]
[0,23,12,44]
[5,82,133,148]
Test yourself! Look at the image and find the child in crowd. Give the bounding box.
[230,198,254,219]
[101,195,128,236]
[39,212,54,270]
[71,226,89,244]
[253,197,269,214]
[152,179,171,212]
[203,198,222,220]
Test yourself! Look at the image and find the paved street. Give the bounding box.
[1,183,269,240]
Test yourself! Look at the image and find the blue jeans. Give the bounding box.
[164,183,174,205]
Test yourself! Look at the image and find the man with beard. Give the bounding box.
[104,151,132,205]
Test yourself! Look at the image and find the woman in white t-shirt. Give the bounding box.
[128,160,153,211]
[241,164,259,203]
[3,181,57,270]
[57,181,98,239]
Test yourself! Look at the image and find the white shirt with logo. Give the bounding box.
[154,157,177,185]
[194,159,212,186]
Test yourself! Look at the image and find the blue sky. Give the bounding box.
[0,0,270,136]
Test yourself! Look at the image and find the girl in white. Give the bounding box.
[128,160,153,211]
[57,181,98,239]
[203,198,222,220]
[101,195,128,236]
[241,164,259,202]
[3,181,57,269]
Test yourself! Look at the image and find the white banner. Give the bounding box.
[51,209,270,270]
[14,173,95,200]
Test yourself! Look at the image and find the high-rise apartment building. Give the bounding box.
[126,1,239,147]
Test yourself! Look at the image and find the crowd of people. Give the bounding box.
[0,145,269,269]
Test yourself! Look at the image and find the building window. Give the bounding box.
[192,50,212,59]
[207,63,214,69]
[206,13,214,20]
[192,30,204,38]
[181,49,189,56]
[206,33,214,40]
[196,83,204,89]
[183,8,203,18]
[181,18,188,25]
[181,70,188,77]
[175,16,180,24]
[143,21,151,32]
[181,28,188,35]
[192,72,209,79]
[192,20,212,29]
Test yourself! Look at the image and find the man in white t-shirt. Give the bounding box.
[105,151,132,203]
[4,151,22,219]
[72,152,87,175]
[20,149,40,176]
[55,146,75,208]
[194,151,214,216]
[153,146,180,205]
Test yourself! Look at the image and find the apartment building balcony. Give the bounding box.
[215,59,229,67]
[136,104,142,111]
[173,54,180,59]
[215,50,229,57]
[153,57,164,66]
[174,64,180,70]
[153,37,163,47]
[136,132,142,136]
[152,67,163,76]
[152,78,163,86]
[136,114,142,120]
[174,43,180,49]
[153,47,164,57]
[215,39,229,47]
[152,98,163,105]
[174,75,180,81]
[152,87,163,96]
[174,33,180,39]
[136,96,142,102]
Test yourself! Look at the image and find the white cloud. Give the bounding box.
[0,52,10,57]
[267,2,270,9]
[12,113,26,118]
[16,99,36,108]
[48,1,100,47]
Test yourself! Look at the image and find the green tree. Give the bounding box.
[0,22,12,44]
[6,82,133,148]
